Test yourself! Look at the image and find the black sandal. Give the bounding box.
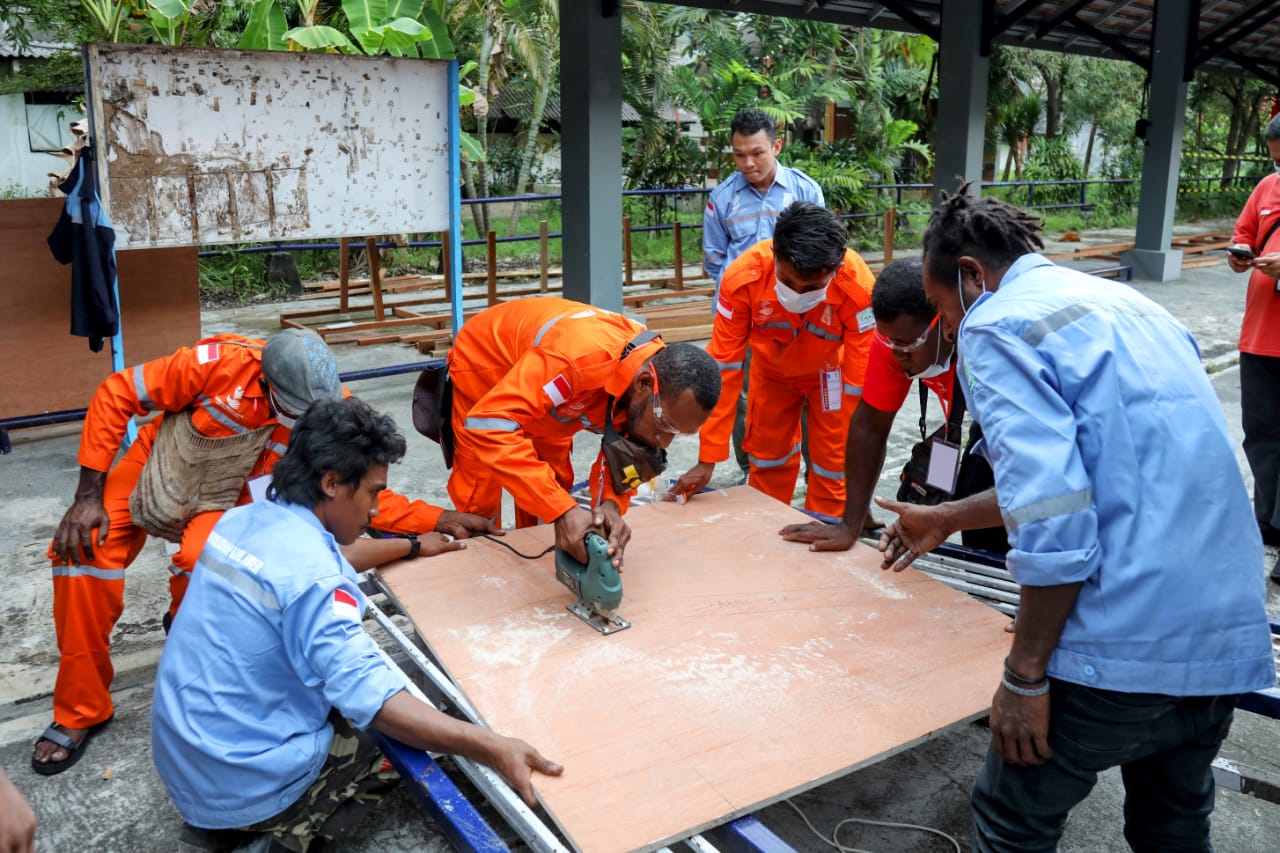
[30,714,114,776]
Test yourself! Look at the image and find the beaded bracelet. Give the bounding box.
[1001,672,1050,697]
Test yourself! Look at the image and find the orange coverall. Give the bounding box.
[699,241,876,517]
[48,334,441,730]
[447,297,663,527]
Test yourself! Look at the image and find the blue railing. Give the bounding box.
[197,176,1250,261]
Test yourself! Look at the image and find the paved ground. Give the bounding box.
[3,219,1279,851]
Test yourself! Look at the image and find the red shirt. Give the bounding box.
[859,336,958,421]
[1231,173,1280,357]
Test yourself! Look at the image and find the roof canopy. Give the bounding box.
[658,0,1280,87]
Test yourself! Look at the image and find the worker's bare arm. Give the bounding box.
[372,690,562,807]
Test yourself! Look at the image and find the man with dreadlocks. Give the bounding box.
[885,184,1272,851]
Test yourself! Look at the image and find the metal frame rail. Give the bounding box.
[362,590,795,852]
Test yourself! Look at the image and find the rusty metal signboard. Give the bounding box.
[84,44,451,248]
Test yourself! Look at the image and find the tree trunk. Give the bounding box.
[507,71,551,234]
[474,22,495,234]
[461,159,485,235]
[1002,145,1014,182]
[1083,121,1098,177]
[1043,73,1060,138]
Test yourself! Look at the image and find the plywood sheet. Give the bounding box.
[0,197,199,420]
[84,44,451,248]
[379,486,1011,852]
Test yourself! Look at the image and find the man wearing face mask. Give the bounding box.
[443,297,721,569]
[36,329,494,776]
[672,202,875,517]
[896,187,1272,852]
[779,257,1007,554]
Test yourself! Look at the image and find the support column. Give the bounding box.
[933,0,989,200]
[559,0,623,311]
[1122,0,1194,282]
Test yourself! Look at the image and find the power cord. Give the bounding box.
[784,799,961,853]
[477,534,554,560]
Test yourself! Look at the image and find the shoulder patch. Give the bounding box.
[195,343,220,364]
[332,588,361,621]
[543,374,572,406]
[716,295,734,320]
[856,307,876,334]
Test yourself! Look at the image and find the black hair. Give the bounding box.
[772,201,848,273]
[269,397,406,507]
[871,257,932,322]
[922,182,1044,281]
[1267,114,1280,142]
[651,343,721,411]
[731,108,777,141]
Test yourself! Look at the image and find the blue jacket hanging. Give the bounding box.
[47,144,119,353]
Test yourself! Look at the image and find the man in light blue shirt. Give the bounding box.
[704,108,824,478]
[881,188,1273,851]
[152,397,561,850]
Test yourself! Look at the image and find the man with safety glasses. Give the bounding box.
[440,297,721,571]
[779,258,1008,555]
[672,202,875,518]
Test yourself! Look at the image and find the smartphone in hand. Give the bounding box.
[1226,246,1256,261]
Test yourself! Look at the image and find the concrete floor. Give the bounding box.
[3,221,1279,851]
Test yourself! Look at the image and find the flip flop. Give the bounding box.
[30,714,114,776]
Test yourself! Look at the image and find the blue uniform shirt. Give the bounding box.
[703,165,824,284]
[151,500,407,829]
[958,253,1274,696]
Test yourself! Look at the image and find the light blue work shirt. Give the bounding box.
[957,253,1274,696]
[703,165,824,284]
[151,500,407,829]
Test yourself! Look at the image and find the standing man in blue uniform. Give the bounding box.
[889,187,1273,851]
[704,108,824,480]
[152,397,560,851]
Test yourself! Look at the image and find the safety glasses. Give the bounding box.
[875,314,939,353]
[649,365,697,436]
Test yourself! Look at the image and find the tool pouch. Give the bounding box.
[129,410,274,541]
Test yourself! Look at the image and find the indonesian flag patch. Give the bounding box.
[543,374,572,406]
[716,295,734,320]
[706,201,714,211]
[332,588,361,621]
[195,343,220,364]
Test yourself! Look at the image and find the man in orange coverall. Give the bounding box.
[444,297,722,568]
[34,329,497,775]
[672,201,876,517]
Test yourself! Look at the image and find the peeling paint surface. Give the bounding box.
[85,44,451,248]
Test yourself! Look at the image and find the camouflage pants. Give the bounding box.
[241,715,399,852]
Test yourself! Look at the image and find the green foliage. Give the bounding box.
[1020,138,1085,205]
[0,52,84,95]
[622,123,705,226]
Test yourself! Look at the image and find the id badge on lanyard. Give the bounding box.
[820,367,842,413]
[926,439,962,494]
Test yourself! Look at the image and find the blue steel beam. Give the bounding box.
[372,732,511,853]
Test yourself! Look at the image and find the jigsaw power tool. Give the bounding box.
[554,532,630,634]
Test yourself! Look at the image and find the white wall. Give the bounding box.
[0,93,79,195]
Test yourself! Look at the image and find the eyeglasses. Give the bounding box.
[649,365,697,436]
[875,314,940,353]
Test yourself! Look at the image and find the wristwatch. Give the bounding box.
[405,534,421,560]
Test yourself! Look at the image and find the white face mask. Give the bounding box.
[1274,162,1280,177]
[774,280,828,314]
[905,326,952,380]
[958,266,988,317]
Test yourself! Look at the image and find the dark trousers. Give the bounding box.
[972,680,1238,853]
[1241,352,1280,532]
